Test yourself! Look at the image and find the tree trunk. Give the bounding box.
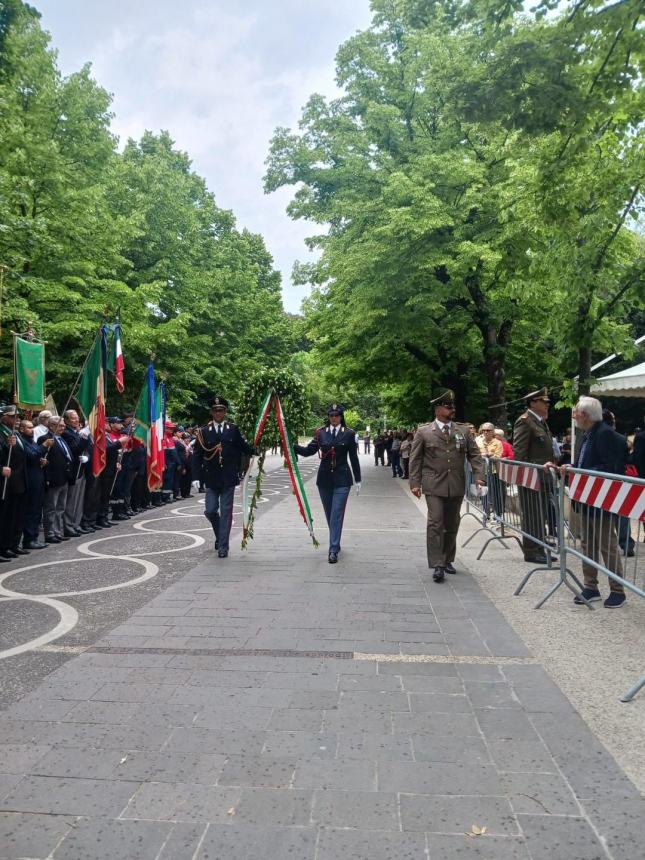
[577,345,593,395]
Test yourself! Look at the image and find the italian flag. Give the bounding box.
[134,362,164,490]
[108,323,125,393]
[77,328,108,476]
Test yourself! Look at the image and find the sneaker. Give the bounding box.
[604,593,626,609]
[573,588,601,605]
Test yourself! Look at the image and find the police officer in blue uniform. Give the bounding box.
[295,403,362,564]
[191,395,255,558]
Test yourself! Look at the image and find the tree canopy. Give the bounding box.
[266,0,644,426]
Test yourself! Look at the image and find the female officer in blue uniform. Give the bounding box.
[295,404,361,563]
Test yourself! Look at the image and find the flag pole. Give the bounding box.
[62,329,101,419]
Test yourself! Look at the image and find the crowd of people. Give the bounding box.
[0,405,200,562]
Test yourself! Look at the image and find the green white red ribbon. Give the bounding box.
[241,390,317,548]
[274,393,318,546]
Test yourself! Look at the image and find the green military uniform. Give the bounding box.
[409,391,485,580]
[512,388,554,559]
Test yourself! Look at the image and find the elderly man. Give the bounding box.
[569,396,627,609]
[62,409,91,536]
[40,416,73,543]
[33,409,52,442]
[409,390,485,583]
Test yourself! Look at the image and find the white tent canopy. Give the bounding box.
[591,361,645,398]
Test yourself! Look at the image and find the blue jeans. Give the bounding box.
[204,486,236,551]
[318,485,351,554]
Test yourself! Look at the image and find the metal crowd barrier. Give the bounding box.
[559,466,645,702]
[462,458,522,557]
[463,456,645,701]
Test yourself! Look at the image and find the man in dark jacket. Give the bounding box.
[191,396,255,558]
[19,418,48,549]
[571,396,627,609]
[41,415,73,543]
[0,405,31,559]
[62,409,91,536]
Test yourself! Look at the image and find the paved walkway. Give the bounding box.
[0,455,643,859]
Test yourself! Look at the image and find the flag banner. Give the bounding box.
[76,328,108,477]
[133,364,152,445]
[241,390,317,549]
[107,323,125,393]
[14,336,46,409]
[147,380,164,490]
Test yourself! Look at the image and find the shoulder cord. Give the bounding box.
[195,427,223,465]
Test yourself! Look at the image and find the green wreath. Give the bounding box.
[237,367,312,548]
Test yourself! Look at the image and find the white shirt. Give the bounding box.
[33,425,49,441]
[527,409,544,423]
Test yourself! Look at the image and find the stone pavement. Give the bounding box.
[0,455,643,859]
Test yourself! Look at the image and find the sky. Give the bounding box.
[35,0,373,312]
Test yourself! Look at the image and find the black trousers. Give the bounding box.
[0,492,27,551]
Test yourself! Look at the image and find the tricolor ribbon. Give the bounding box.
[241,389,318,548]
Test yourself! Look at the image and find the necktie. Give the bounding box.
[442,425,450,440]
[57,437,71,459]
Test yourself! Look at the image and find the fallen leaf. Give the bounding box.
[468,825,487,836]
[119,755,128,765]
[227,808,236,816]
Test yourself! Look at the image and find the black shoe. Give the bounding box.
[11,547,30,556]
[328,552,338,564]
[124,508,134,516]
[97,518,112,528]
[523,552,548,564]
[58,535,70,541]
[92,522,104,530]
[0,554,11,562]
[433,566,445,583]
[3,549,19,558]
[24,541,47,550]
[78,526,94,534]
[63,530,79,538]
[444,563,456,574]
[111,512,128,522]
[46,535,61,544]
[217,549,229,558]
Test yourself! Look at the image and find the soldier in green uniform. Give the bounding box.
[409,390,485,583]
[512,387,556,563]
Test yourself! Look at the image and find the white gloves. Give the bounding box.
[79,455,89,464]
[191,480,201,491]
[355,482,362,496]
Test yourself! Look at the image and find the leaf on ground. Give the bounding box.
[468,824,487,836]
[227,807,236,816]
[119,755,128,765]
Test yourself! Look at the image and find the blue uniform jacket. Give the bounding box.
[21,436,47,492]
[192,421,254,490]
[295,425,362,489]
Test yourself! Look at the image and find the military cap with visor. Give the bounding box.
[0,404,17,417]
[525,387,551,404]
[327,403,344,417]
[430,389,456,407]
[210,395,229,410]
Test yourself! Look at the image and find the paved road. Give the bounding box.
[0,455,643,859]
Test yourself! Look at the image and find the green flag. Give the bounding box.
[14,337,46,409]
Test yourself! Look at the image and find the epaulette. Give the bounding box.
[515,412,529,422]
[418,422,432,429]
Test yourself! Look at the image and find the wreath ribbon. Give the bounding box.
[241,389,318,548]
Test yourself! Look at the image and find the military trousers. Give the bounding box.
[204,486,235,552]
[518,485,550,555]
[318,485,350,555]
[425,494,463,568]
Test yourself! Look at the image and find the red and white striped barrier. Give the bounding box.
[496,460,541,491]
[567,472,645,521]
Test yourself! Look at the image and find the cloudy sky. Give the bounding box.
[36,0,373,312]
